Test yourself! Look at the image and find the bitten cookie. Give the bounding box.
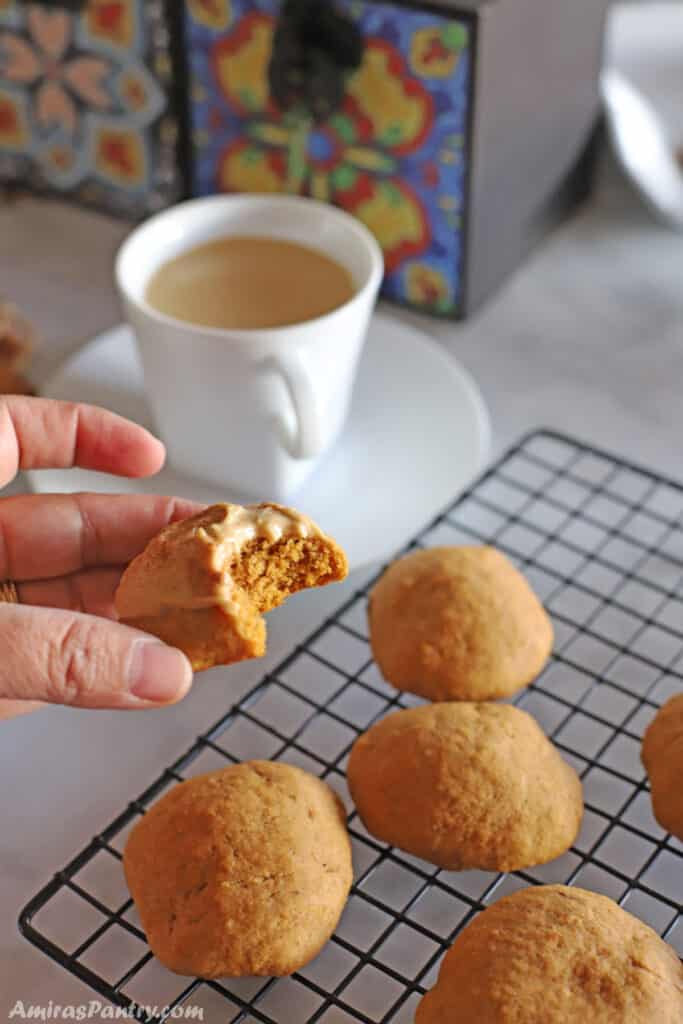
[123,761,353,978]
[368,546,553,701]
[416,885,683,1023]
[642,693,683,842]
[115,502,347,670]
[347,703,582,871]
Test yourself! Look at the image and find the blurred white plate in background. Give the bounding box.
[27,310,491,572]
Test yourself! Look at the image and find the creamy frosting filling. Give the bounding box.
[189,504,320,613]
[200,503,319,565]
[123,503,323,618]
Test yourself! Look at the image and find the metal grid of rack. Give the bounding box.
[19,430,683,1023]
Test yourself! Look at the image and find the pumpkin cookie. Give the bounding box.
[123,761,353,978]
[347,703,583,872]
[416,885,683,1023]
[642,693,683,842]
[368,546,553,701]
[115,502,347,670]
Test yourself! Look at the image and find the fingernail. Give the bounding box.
[128,640,193,703]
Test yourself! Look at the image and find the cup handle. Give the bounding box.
[266,350,324,460]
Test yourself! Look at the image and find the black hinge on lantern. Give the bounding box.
[268,0,364,123]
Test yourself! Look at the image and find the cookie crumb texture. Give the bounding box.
[123,761,353,978]
[416,885,683,1023]
[347,703,583,872]
[642,693,683,842]
[115,503,348,670]
[368,546,553,701]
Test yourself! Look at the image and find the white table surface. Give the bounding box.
[2,144,683,1017]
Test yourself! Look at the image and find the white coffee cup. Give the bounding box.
[115,194,383,500]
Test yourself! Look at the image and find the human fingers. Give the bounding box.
[0,397,165,487]
[0,493,203,579]
[0,604,193,710]
[18,567,123,618]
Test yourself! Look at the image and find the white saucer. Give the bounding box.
[27,311,490,571]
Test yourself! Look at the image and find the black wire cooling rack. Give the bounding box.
[19,429,683,1023]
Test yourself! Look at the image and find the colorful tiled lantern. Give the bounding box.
[186,0,470,316]
[1,0,610,317]
[184,0,609,317]
[0,0,182,217]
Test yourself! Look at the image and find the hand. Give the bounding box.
[0,397,201,721]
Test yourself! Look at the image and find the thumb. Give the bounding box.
[0,604,193,710]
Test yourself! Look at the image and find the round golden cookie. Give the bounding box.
[642,693,683,842]
[368,546,553,701]
[123,761,353,978]
[416,885,683,1023]
[347,703,582,871]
